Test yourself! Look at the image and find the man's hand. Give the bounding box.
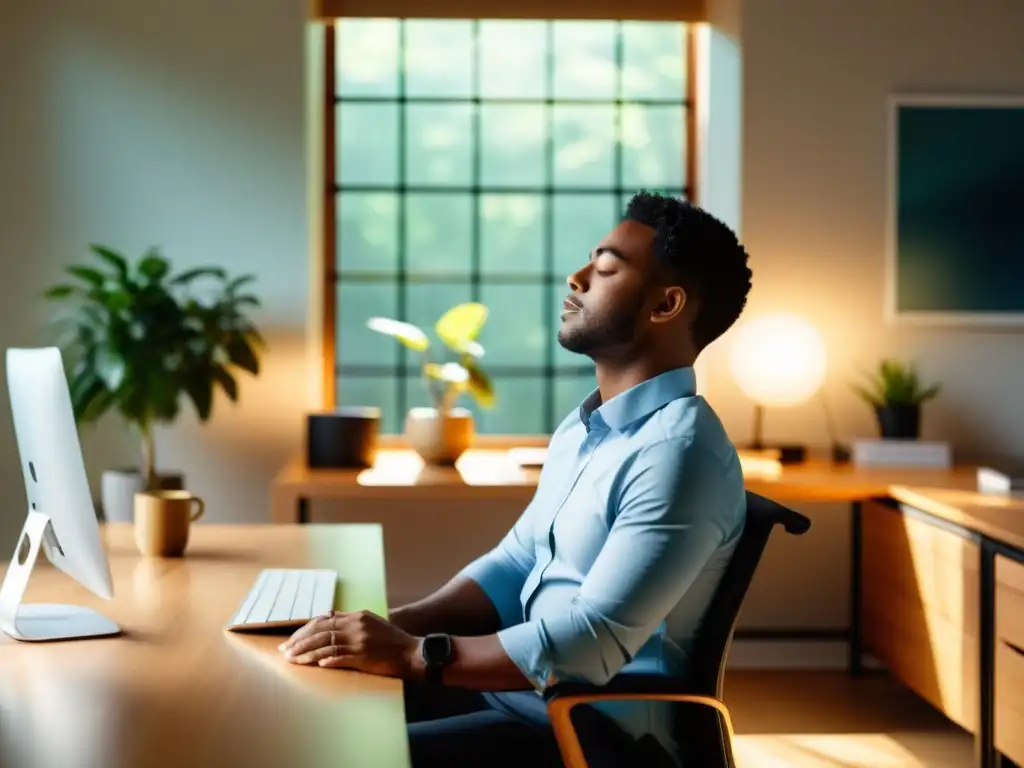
[278,610,423,678]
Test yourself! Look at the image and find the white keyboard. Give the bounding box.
[225,568,338,631]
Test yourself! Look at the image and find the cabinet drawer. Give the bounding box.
[995,555,1024,764]
[996,554,1024,647]
[861,500,980,733]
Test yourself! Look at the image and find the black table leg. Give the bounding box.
[298,496,310,524]
[978,539,996,768]
[849,500,862,676]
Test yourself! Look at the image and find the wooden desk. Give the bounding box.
[271,450,540,523]
[272,449,977,675]
[863,486,1024,768]
[271,449,977,523]
[888,486,1024,551]
[0,524,410,768]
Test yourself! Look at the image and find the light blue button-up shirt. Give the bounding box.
[460,366,746,759]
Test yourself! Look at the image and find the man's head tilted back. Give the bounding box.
[558,190,753,366]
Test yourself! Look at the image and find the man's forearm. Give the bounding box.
[388,575,502,637]
[408,634,533,691]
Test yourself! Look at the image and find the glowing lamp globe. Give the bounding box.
[729,313,827,460]
[730,314,827,406]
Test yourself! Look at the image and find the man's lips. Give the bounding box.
[563,297,582,312]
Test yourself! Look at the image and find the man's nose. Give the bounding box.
[566,263,591,292]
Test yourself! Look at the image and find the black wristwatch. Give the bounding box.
[420,633,452,685]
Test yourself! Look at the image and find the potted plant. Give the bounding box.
[43,244,264,521]
[367,302,494,465]
[852,358,941,440]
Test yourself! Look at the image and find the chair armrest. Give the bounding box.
[544,676,735,768]
[543,674,694,701]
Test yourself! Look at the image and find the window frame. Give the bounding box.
[309,18,701,431]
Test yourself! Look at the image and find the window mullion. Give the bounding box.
[396,21,409,419]
[542,21,557,433]
[470,21,482,305]
[614,22,624,205]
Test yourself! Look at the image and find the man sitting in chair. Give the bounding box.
[279,190,753,766]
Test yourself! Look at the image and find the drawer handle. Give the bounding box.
[1003,639,1024,658]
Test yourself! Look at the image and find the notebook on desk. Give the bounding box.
[225,568,338,631]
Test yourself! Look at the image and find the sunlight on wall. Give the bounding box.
[0,3,308,541]
[693,23,742,401]
[156,330,308,524]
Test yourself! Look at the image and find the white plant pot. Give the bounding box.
[404,407,474,466]
[100,468,185,523]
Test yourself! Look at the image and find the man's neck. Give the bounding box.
[594,356,692,403]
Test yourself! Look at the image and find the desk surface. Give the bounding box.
[0,524,409,768]
[271,449,978,521]
[889,485,1024,551]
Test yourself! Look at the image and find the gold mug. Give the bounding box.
[133,490,205,557]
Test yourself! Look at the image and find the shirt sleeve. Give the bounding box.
[495,437,743,688]
[458,498,538,630]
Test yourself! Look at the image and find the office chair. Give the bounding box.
[544,490,812,768]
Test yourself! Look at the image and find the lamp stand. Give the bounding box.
[751,404,765,450]
[742,404,807,465]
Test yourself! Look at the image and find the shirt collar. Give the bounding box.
[579,366,697,432]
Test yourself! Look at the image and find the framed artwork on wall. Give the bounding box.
[885,94,1024,325]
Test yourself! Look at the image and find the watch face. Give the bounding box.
[422,633,452,665]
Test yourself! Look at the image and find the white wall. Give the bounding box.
[695,26,742,243]
[695,0,1024,655]
[703,0,1024,461]
[0,1,309,552]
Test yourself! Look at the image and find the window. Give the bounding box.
[327,19,694,434]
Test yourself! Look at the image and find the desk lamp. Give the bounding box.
[729,313,827,464]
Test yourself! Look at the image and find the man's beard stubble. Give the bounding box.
[556,291,647,357]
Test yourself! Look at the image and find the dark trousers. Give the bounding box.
[404,681,565,767]
[404,681,674,767]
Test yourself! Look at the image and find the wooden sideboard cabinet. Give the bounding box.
[994,554,1024,766]
[860,498,981,734]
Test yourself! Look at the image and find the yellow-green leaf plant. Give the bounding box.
[366,302,495,414]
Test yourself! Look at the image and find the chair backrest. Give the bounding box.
[688,490,812,698]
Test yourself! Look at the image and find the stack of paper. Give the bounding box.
[852,440,952,468]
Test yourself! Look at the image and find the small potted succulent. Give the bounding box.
[852,358,941,439]
[44,244,264,521]
[367,302,494,465]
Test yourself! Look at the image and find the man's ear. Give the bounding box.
[650,286,686,324]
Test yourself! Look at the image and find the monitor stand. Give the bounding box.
[0,509,120,642]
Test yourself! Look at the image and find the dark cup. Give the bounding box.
[307,407,381,468]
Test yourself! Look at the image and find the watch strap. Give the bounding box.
[424,658,444,686]
[421,633,452,686]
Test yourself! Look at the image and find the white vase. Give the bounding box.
[404,407,474,466]
[100,468,185,523]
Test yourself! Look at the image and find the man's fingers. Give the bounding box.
[278,611,347,652]
[288,643,352,666]
[283,630,337,659]
[318,654,359,670]
[283,614,363,657]
[278,624,315,652]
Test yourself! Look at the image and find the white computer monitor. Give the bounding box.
[0,346,120,642]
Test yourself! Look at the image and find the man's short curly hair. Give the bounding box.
[624,190,752,351]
